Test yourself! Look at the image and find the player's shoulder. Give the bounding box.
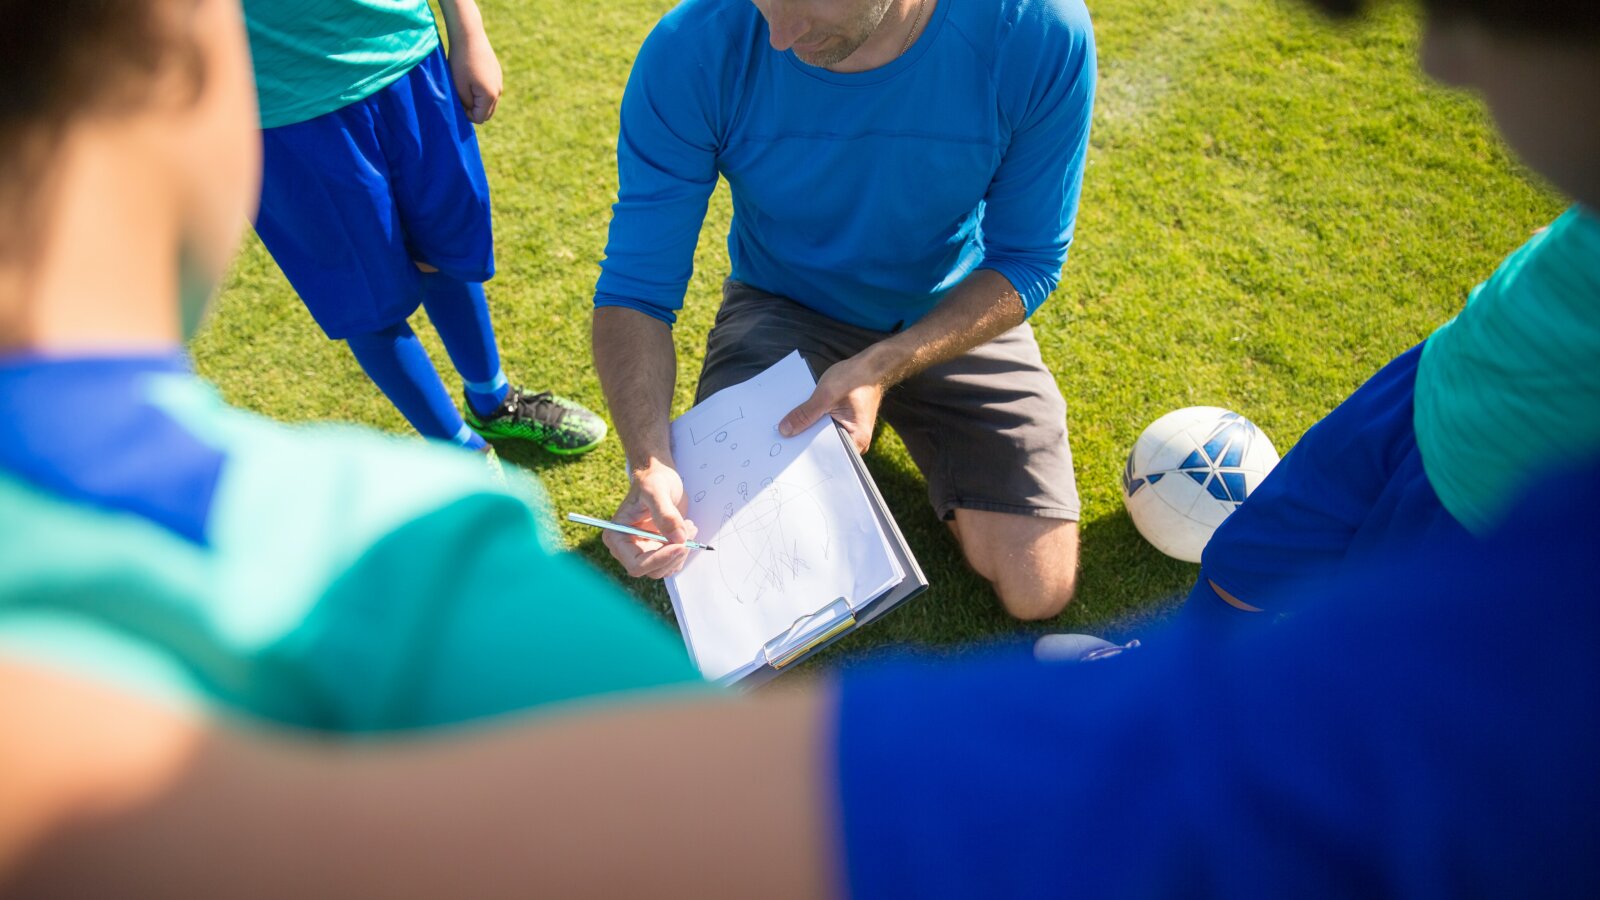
[230,414,539,536]
[645,0,763,55]
[946,0,1094,59]
[630,0,768,120]
[1541,205,1600,274]
[657,0,759,27]
[154,378,556,558]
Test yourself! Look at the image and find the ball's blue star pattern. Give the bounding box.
[1122,453,1146,497]
[1124,412,1264,505]
[1176,413,1254,504]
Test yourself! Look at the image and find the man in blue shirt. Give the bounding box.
[590,0,1097,620]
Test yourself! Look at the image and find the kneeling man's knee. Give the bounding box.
[954,511,1079,621]
[994,566,1077,621]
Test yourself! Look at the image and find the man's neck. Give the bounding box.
[828,0,935,74]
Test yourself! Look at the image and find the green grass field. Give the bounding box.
[194,0,1564,663]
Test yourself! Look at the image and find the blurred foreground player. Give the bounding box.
[1183,0,1600,626]
[0,0,699,738]
[246,0,608,455]
[3,0,1598,897]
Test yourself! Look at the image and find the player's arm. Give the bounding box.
[593,306,698,578]
[779,270,1026,452]
[782,12,1097,452]
[591,14,722,579]
[436,0,502,123]
[0,660,833,898]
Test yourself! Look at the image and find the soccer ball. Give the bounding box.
[1121,407,1280,564]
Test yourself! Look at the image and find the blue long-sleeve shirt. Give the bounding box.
[594,0,1096,332]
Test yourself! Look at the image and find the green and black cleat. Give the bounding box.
[464,387,608,455]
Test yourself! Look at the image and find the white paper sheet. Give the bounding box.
[666,352,904,681]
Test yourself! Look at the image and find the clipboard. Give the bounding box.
[724,423,928,688]
[663,352,928,686]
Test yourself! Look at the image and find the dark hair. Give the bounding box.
[1303,0,1600,33]
[0,2,201,125]
[0,1,203,294]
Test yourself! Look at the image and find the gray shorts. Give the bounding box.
[696,280,1080,522]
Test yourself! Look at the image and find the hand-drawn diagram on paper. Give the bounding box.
[715,474,831,605]
[665,352,903,681]
[688,407,745,446]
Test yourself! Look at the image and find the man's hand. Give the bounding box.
[778,271,1028,454]
[447,29,503,124]
[604,462,699,579]
[778,356,885,455]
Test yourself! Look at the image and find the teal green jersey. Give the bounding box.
[244,0,441,129]
[0,355,704,732]
[1415,205,1600,534]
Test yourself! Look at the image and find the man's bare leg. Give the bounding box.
[949,510,1079,620]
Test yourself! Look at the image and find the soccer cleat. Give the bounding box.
[464,386,608,455]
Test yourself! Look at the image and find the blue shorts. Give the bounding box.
[1182,343,1471,628]
[254,45,495,339]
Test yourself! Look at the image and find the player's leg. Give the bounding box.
[416,269,608,455]
[949,511,1079,620]
[1182,342,1470,631]
[344,318,487,450]
[415,266,510,415]
[881,323,1082,620]
[383,47,605,455]
[254,94,483,448]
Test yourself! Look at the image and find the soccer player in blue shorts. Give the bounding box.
[5,0,1599,895]
[1177,8,1600,627]
[246,0,609,455]
[0,0,699,739]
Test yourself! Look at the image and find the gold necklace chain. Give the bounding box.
[899,0,928,58]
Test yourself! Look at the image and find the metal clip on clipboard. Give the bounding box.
[761,597,857,670]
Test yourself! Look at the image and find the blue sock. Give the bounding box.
[345,320,487,450]
[419,273,510,417]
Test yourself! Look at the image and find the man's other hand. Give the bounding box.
[778,356,884,455]
[604,462,697,579]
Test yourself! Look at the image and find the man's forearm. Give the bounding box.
[592,306,679,472]
[855,268,1027,387]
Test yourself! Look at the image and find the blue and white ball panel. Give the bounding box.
[1122,407,1279,563]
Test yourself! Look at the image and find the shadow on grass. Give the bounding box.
[493,441,596,474]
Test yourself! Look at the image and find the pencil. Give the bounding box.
[566,512,716,551]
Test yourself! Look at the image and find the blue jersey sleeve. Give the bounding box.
[976,0,1096,317]
[837,459,1600,898]
[593,9,728,326]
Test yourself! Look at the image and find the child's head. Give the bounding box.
[0,0,259,351]
[1306,0,1600,209]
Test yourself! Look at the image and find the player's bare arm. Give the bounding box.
[592,306,699,579]
[436,0,502,124]
[780,268,1028,453]
[0,661,831,899]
